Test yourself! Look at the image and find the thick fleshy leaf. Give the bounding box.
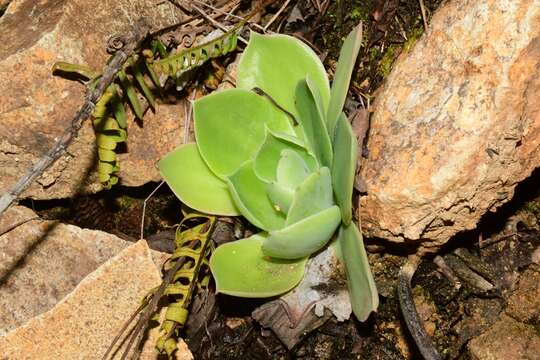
[159,143,240,216]
[295,78,333,168]
[194,89,294,177]
[338,222,378,321]
[262,206,341,259]
[276,149,312,191]
[266,182,294,215]
[326,24,363,137]
[254,131,316,183]
[210,234,308,297]
[286,167,334,226]
[227,161,285,231]
[331,114,357,225]
[237,32,330,122]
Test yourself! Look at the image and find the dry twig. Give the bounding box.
[264,0,292,31]
[398,255,442,360]
[190,0,267,32]
[190,3,248,44]
[139,181,165,240]
[418,0,429,30]
[0,216,41,237]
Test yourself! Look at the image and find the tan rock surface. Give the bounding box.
[0,240,192,359]
[0,206,131,335]
[359,0,540,247]
[0,0,186,199]
[468,314,540,360]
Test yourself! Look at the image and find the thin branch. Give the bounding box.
[251,87,298,126]
[0,21,151,217]
[140,180,165,240]
[264,0,292,31]
[101,300,149,360]
[190,0,266,32]
[184,90,196,144]
[190,3,248,45]
[0,216,41,237]
[418,0,429,30]
[119,258,186,359]
[164,0,242,37]
[119,219,215,359]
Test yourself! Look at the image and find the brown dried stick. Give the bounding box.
[397,256,442,360]
[0,21,150,217]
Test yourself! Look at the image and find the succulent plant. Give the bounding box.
[159,25,378,321]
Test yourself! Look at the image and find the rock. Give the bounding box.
[0,0,187,199]
[252,246,349,349]
[253,301,332,350]
[412,287,438,337]
[217,54,240,91]
[0,240,193,359]
[116,100,188,186]
[449,298,503,358]
[468,314,540,360]
[359,0,540,247]
[0,1,10,11]
[0,206,131,335]
[505,267,540,323]
[279,246,351,323]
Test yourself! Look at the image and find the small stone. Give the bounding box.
[505,268,540,323]
[412,287,438,337]
[468,314,540,360]
[0,206,131,335]
[225,317,246,330]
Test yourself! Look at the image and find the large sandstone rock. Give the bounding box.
[360,0,540,247]
[0,206,172,337]
[0,240,193,359]
[0,206,132,335]
[0,0,187,199]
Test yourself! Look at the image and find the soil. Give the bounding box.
[14,0,540,359]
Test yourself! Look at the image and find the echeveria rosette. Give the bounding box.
[158,24,379,321]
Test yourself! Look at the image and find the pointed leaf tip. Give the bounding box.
[326,23,363,138]
[338,222,378,321]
